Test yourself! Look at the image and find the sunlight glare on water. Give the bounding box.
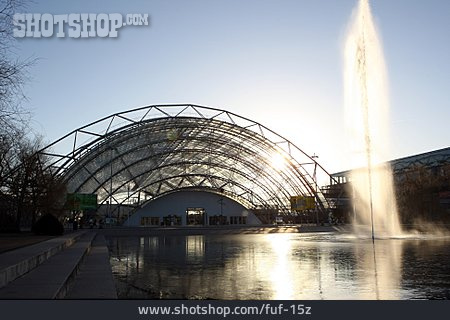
[107,233,450,300]
[266,233,295,299]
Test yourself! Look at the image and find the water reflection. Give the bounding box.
[352,239,403,299]
[106,233,450,299]
[186,235,205,260]
[266,234,295,299]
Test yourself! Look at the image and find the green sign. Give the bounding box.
[66,193,98,210]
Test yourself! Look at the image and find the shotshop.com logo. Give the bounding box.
[13,13,149,38]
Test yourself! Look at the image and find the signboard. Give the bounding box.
[439,191,450,205]
[65,193,98,210]
[290,196,315,211]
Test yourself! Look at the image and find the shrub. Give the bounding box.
[32,214,64,236]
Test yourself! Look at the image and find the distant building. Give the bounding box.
[323,147,450,224]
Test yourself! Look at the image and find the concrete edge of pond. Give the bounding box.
[98,224,351,237]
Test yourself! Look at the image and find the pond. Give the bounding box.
[106,232,450,299]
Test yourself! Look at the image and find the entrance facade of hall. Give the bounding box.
[125,191,262,227]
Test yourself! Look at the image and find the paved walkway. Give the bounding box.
[0,231,117,299]
[65,234,117,299]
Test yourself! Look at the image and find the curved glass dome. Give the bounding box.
[39,104,335,215]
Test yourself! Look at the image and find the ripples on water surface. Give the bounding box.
[106,232,450,299]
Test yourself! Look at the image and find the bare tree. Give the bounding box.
[1,135,67,231]
[0,0,33,136]
[0,1,66,231]
[0,0,32,184]
[396,163,450,226]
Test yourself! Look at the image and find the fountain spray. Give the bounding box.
[344,0,402,238]
[357,1,376,241]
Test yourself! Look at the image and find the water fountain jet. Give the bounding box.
[344,0,402,238]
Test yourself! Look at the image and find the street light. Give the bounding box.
[311,153,319,225]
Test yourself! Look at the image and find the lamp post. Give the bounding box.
[127,184,130,226]
[311,153,319,225]
[109,146,113,227]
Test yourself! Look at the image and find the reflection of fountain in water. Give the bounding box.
[262,233,404,299]
[354,238,403,299]
[344,0,402,237]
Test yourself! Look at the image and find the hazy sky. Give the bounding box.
[13,0,450,173]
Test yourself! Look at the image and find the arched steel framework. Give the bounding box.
[37,104,337,216]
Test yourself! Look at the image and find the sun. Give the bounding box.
[270,152,288,171]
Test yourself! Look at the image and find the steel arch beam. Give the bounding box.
[31,104,339,216]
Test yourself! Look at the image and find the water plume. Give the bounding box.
[344,0,402,237]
